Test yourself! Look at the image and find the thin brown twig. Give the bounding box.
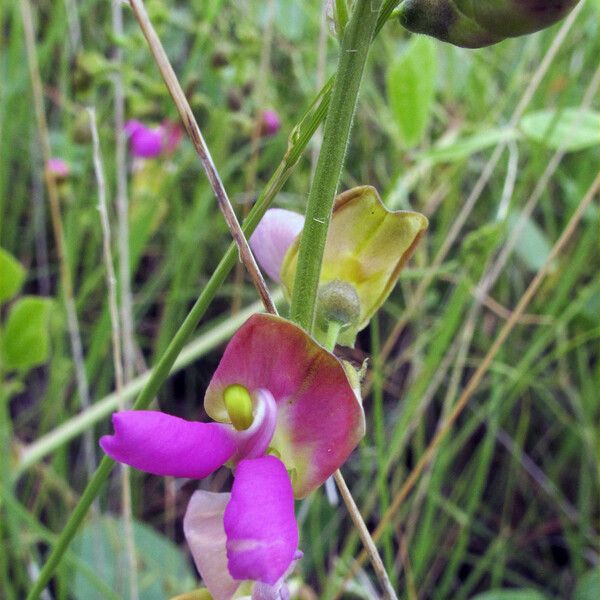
[231,0,277,314]
[333,470,398,600]
[128,0,277,316]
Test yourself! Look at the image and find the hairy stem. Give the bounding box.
[289,0,383,331]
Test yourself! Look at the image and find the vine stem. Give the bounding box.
[289,0,383,331]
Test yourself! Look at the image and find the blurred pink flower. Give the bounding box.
[46,158,70,179]
[260,110,281,137]
[124,119,183,158]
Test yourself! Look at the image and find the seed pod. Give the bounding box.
[398,0,580,48]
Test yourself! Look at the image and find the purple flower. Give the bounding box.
[100,313,364,598]
[46,158,70,180]
[124,119,183,158]
[124,120,163,158]
[260,110,281,137]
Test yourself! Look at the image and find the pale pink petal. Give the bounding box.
[100,411,236,479]
[204,315,365,498]
[249,209,304,282]
[224,456,298,585]
[124,119,144,137]
[183,491,240,600]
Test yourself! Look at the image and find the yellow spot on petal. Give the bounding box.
[224,384,253,431]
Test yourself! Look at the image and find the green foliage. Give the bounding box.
[574,570,600,600]
[470,591,548,600]
[508,212,553,272]
[70,516,196,600]
[1,297,53,372]
[0,248,25,304]
[520,109,600,151]
[386,35,438,147]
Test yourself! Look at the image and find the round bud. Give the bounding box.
[316,280,361,330]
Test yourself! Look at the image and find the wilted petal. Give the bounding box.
[249,209,304,282]
[281,185,428,343]
[205,315,365,498]
[100,411,236,478]
[251,550,302,600]
[160,120,184,153]
[224,456,298,585]
[184,491,240,600]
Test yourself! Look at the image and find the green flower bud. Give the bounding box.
[316,280,362,330]
[398,0,580,48]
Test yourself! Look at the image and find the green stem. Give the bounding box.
[324,320,343,353]
[289,0,384,332]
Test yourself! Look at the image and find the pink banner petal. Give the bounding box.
[100,411,236,479]
[224,456,298,585]
[184,491,240,600]
[205,315,365,497]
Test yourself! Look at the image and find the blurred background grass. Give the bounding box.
[0,0,599,598]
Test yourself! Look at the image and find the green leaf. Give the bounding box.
[519,109,600,151]
[423,127,518,164]
[70,516,196,600]
[470,591,549,600]
[0,248,26,304]
[387,36,437,147]
[574,570,600,600]
[1,296,53,372]
[508,212,553,273]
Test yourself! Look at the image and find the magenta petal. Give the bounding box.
[249,209,304,282]
[124,121,163,158]
[124,119,144,137]
[184,491,240,600]
[100,411,236,479]
[224,456,298,585]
